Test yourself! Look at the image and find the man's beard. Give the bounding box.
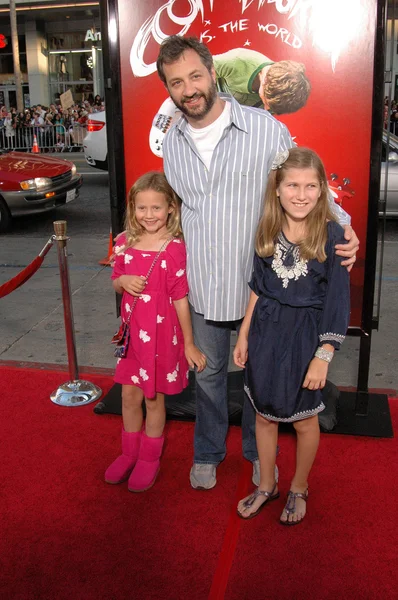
[172,80,217,121]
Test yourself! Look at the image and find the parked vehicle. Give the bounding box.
[83,111,108,171]
[381,131,398,217]
[0,150,82,233]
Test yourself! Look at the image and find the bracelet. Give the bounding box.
[314,346,334,363]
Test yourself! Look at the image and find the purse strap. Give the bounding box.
[124,237,172,325]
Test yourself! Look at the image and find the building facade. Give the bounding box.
[0,0,102,108]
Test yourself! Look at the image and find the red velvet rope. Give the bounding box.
[0,255,44,299]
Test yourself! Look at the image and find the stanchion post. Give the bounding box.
[53,220,79,381]
[50,220,102,407]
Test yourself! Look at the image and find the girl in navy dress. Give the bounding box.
[233,147,350,525]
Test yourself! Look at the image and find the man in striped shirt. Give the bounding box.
[157,36,358,490]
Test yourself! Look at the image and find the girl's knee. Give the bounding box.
[145,393,165,411]
[256,413,277,429]
[293,415,319,434]
[122,385,143,408]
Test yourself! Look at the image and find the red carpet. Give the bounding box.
[0,365,397,600]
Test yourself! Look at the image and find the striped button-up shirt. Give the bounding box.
[163,95,350,322]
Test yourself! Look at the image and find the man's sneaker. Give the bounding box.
[252,460,279,487]
[190,463,217,490]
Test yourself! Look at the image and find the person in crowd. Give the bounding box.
[31,111,45,148]
[213,47,311,114]
[94,94,103,108]
[0,109,5,149]
[156,35,359,491]
[23,111,33,149]
[106,171,206,492]
[62,109,74,149]
[43,113,55,149]
[31,111,44,130]
[36,104,46,119]
[4,112,16,149]
[14,112,26,148]
[53,112,65,150]
[16,111,25,125]
[77,109,88,125]
[234,147,350,524]
[69,109,86,148]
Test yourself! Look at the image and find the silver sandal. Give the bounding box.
[237,483,280,520]
[280,489,309,526]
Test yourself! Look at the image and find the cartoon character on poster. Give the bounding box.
[149,47,311,158]
[120,0,374,326]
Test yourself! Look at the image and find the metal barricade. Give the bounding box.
[70,123,87,150]
[0,123,86,153]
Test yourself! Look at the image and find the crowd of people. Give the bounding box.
[0,94,104,151]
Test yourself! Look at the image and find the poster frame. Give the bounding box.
[100,0,392,433]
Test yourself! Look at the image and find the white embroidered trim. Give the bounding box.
[271,237,308,289]
[319,332,345,344]
[244,384,325,423]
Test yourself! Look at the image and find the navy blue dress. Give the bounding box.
[244,221,350,422]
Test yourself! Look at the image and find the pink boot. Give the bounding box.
[105,429,141,484]
[128,432,164,492]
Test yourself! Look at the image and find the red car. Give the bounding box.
[0,150,83,233]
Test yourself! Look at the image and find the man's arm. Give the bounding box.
[326,193,359,271]
[328,196,350,226]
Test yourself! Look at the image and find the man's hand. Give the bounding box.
[302,357,329,390]
[119,275,146,296]
[335,225,359,272]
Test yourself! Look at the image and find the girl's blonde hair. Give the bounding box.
[256,147,336,263]
[121,171,182,249]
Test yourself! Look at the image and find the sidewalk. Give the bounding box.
[1,233,397,393]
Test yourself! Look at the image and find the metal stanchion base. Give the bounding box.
[50,380,102,407]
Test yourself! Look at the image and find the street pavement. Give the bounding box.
[0,166,397,393]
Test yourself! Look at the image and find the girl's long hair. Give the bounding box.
[255,147,337,262]
[120,171,182,250]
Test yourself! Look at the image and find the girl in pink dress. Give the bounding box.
[105,171,206,492]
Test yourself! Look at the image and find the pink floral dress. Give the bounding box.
[111,234,190,398]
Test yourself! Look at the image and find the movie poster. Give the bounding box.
[117,0,377,328]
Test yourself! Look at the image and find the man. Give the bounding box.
[36,104,46,120]
[156,36,358,490]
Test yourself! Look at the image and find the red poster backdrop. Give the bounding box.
[117,0,377,328]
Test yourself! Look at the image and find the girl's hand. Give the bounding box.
[119,275,146,296]
[233,336,248,369]
[185,343,207,372]
[302,358,329,390]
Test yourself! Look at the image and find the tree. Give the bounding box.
[10,0,23,112]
